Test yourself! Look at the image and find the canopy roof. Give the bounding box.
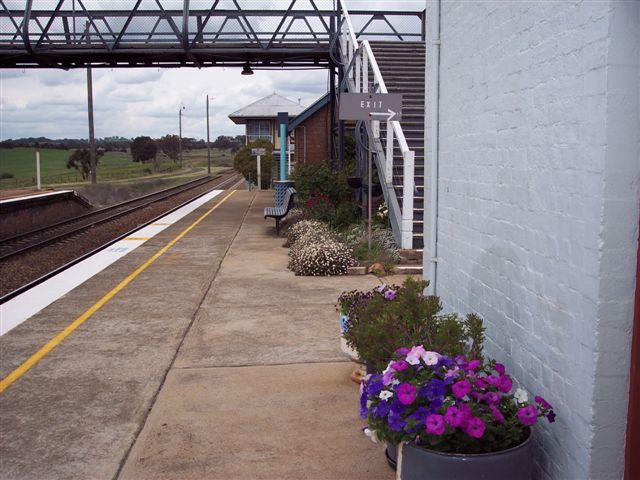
[228,93,305,125]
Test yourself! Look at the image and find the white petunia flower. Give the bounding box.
[514,388,529,404]
[406,345,426,365]
[379,390,393,401]
[363,427,379,443]
[422,351,441,366]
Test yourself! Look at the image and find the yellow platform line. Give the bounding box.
[0,190,237,394]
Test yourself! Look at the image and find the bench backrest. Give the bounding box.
[282,187,296,211]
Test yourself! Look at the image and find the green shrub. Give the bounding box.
[339,224,400,264]
[340,277,485,372]
[290,162,352,206]
[233,139,274,189]
[0,172,14,179]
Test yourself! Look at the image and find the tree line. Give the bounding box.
[0,135,246,152]
[25,134,247,181]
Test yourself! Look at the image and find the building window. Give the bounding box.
[246,120,272,143]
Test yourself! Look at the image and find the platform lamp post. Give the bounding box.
[179,103,185,168]
[206,95,212,175]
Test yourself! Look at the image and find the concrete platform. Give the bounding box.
[0,189,397,480]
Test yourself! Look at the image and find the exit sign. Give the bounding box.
[339,93,403,121]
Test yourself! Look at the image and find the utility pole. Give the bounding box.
[179,104,185,168]
[86,22,97,184]
[206,95,211,175]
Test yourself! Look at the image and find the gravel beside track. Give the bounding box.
[0,172,244,298]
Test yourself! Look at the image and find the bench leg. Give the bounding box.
[276,218,280,235]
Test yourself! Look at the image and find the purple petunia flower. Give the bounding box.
[547,411,556,423]
[517,405,538,426]
[382,369,395,386]
[465,417,486,438]
[497,375,513,393]
[359,385,368,419]
[390,399,406,415]
[452,379,472,399]
[484,391,501,405]
[437,355,453,368]
[485,375,499,386]
[395,347,411,356]
[445,367,461,379]
[372,400,390,419]
[388,411,407,432]
[490,405,505,424]
[367,379,384,397]
[421,379,446,400]
[475,378,488,389]
[384,290,397,301]
[397,382,417,405]
[425,414,446,435]
[405,407,430,434]
[495,363,506,375]
[429,396,444,412]
[391,360,409,372]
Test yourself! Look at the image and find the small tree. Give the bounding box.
[131,136,158,163]
[233,139,274,189]
[66,147,104,180]
[158,135,180,161]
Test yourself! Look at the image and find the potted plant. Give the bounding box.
[340,277,485,373]
[359,347,556,479]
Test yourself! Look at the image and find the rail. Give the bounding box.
[0,171,243,302]
[338,0,415,249]
[0,173,236,260]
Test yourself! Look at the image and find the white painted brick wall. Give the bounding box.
[423,1,639,479]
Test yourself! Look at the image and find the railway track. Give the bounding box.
[0,171,245,300]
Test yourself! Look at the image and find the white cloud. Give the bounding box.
[0,65,326,140]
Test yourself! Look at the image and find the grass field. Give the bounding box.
[0,147,236,190]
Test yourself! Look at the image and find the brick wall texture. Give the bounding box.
[422,2,639,479]
[293,105,330,165]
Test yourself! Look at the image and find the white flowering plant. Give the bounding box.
[360,347,556,454]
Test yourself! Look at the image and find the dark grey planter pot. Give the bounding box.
[398,431,534,480]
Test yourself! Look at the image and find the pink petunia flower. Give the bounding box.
[397,382,417,405]
[495,363,506,375]
[490,405,506,424]
[497,375,513,393]
[465,417,486,438]
[452,380,472,399]
[391,360,409,372]
[425,414,446,436]
[444,406,467,428]
[517,405,538,426]
[466,359,481,371]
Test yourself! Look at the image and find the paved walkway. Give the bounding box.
[118,190,395,479]
[1,189,401,479]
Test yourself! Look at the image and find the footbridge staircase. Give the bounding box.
[337,4,426,249]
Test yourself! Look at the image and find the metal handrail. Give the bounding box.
[338,3,416,249]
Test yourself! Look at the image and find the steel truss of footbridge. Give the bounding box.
[0,0,424,69]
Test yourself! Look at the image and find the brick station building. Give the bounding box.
[229,92,331,174]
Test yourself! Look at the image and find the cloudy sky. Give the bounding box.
[0,0,425,141]
[0,66,328,141]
